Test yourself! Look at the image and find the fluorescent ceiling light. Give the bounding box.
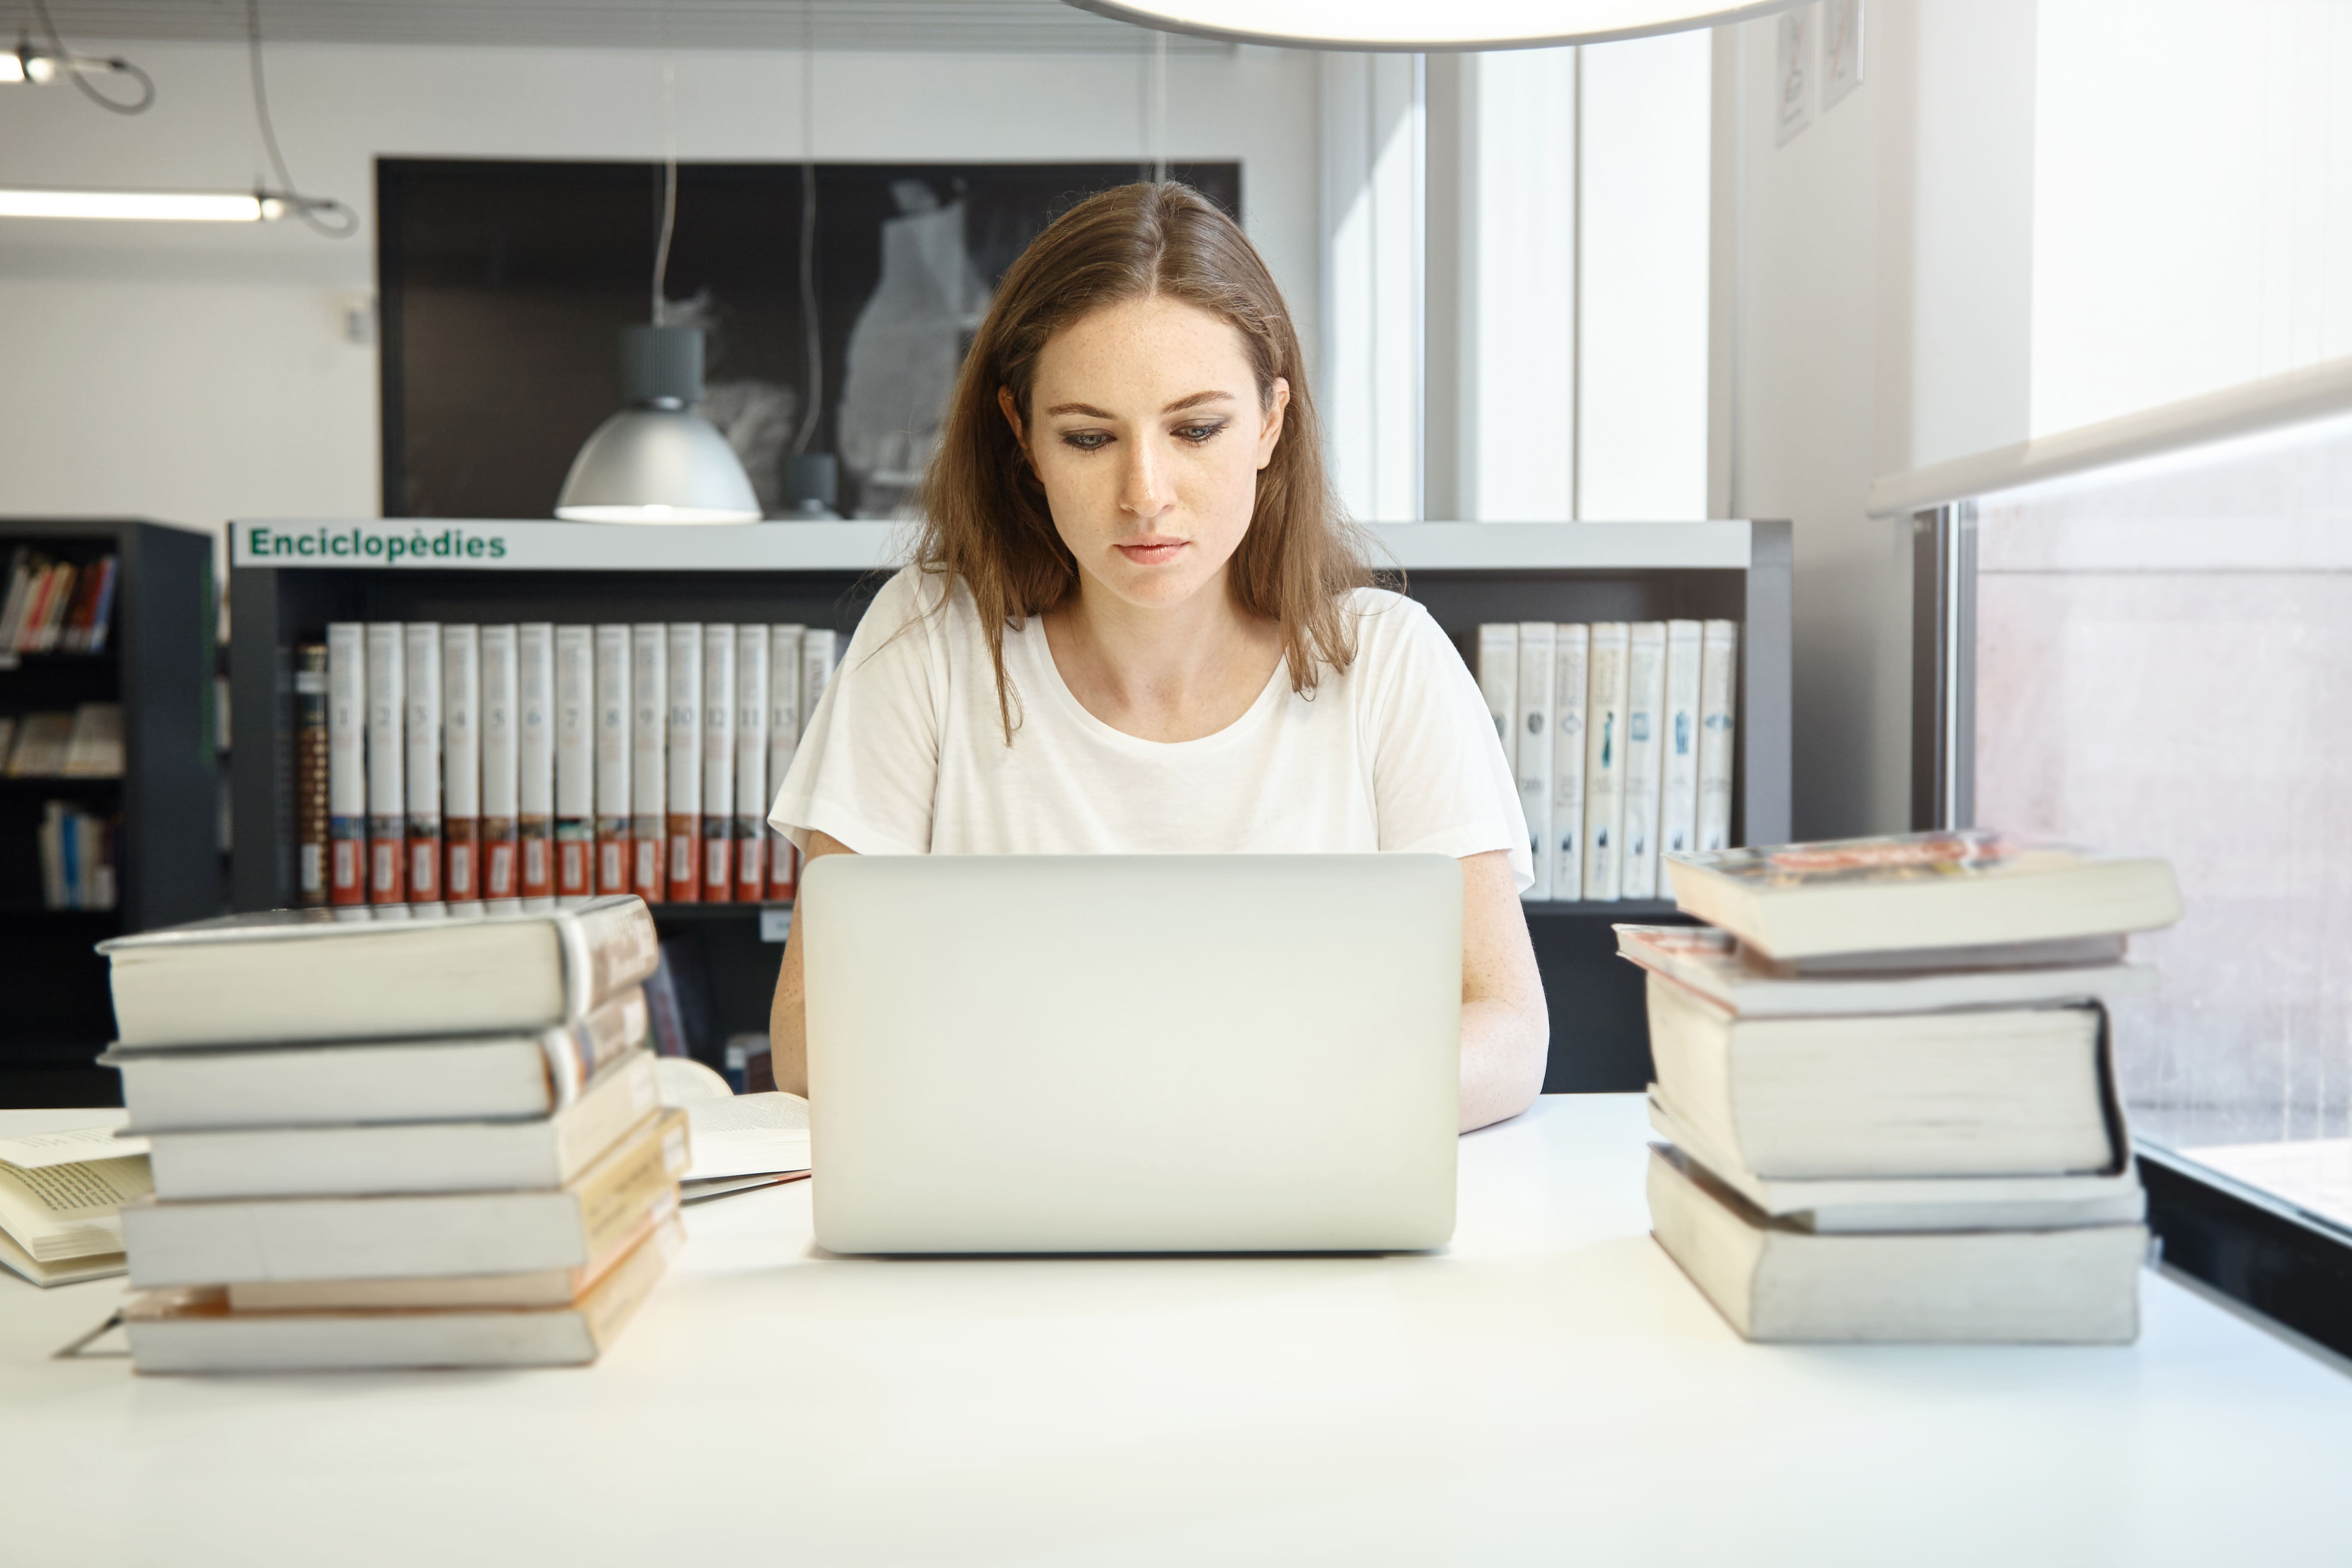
[1067,0,1804,49]
[0,52,23,84]
[0,188,279,222]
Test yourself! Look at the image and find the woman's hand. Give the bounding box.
[1457,850,1549,1132]
[768,829,857,1098]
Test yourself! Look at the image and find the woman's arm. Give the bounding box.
[1457,848,1549,1132]
[768,829,858,1098]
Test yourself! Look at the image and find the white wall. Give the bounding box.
[1725,0,2043,838]
[0,39,1321,547]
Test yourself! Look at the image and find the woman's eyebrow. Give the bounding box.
[1042,391,1235,418]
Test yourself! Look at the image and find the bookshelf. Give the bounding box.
[0,518,222,1103]
[227,518,1790,1092]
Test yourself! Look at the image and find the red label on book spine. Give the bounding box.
[666,820,700,903]
[736,831,765,902]
[407,833,442,902]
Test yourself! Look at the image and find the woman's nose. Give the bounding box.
[1119,438,1168,519]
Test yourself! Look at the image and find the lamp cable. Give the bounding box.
[27,0,154,114]
[244,0,353,236]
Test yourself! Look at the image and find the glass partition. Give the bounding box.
[1971,413,2352,1235]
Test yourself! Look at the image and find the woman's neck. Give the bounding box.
[1042,570,1285,744]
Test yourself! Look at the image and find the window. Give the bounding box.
[1971,413,2352,1240]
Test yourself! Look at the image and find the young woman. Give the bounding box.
[768,183,1546,1132]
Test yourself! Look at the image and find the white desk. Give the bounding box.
[5,1095,2349,1566]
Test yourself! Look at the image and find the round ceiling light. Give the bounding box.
[1066,0,1803,50]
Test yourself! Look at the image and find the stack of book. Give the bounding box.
[1475,619,1737,903]
[0,548,119,656]
[302,620,837,911]
[1632,830,2184,1343]
[99,895,689,1373]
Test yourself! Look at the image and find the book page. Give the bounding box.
[683,1092,810,1181]
[0,1121,149,1169]
[0,1154,151,1256]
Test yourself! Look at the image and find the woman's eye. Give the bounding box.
[1059,431,1112,452]
[1174,422,1225,444]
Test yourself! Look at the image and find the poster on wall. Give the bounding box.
[376,160,1243,521]
[1774,7,1814,145]
[1822,0,1864,110]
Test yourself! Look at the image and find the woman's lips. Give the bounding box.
[1114,539,1188,565]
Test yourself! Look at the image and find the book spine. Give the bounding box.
[701,624,736,902]
[325,623,367,905]
[553,626,595,905]
[1619,622,1668,899]
[559,894,664,1016]
[544,988,655,1105]
[765,625,805,900]
[799,629,837,737]
[629,624,667,903]
[480,625,521,903]
[593,625,632,896]
[1475,623,1519,778]
[517,623,556,908]
[1660,619,1704,862]
[1582,622,1630,901]
[402,623,444,904]
[734,625,770,901]
[294,643,330,907]
[1697,619,1739,852]
[1514,622,1555,901]
[1551,624,1589,905]
[83,556,119,655]
[34,562,73,652]
[0,549,31,651]
[665,624,703,903]
[441,624,482,906]
[363,622,407,903]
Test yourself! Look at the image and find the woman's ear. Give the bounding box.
[997,386,1028,455]
[1256,377,1291,471]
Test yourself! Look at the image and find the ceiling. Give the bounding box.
[12,0,1229,53]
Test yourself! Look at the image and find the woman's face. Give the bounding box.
[1004,294,1288,614]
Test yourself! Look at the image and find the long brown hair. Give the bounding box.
[915,181,1372,741]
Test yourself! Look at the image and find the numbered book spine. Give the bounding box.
[327,624,367,906]
[294,643,330,907]
[1697,619,1739,852]
[402,623,444,904]
[1619,624,1668,899]
[1475,623,1519,777]
[766,625,805,900]
[665,624,703,903]
[1514,622,1555,901]
[734,626,770,901]
[1581,622,1630,901]
[629,625,668,903]
[700,624,736,902]
[799,629,838,743]
[1659,619,1703,863]
[441,624,482,907]
[363,623,407,904]
[1551,624,1589,905]
[517,624,556,908]
[479,625,521,903]
[552,626,595,905]
[593,625,632,897]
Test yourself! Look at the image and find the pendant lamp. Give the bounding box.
[555,324,763,524]
[1065,0,1804,50]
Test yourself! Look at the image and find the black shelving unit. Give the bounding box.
[228,518,1789,1093]
[0,518,221,1106]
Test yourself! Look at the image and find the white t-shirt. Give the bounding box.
[769,566,1532,889]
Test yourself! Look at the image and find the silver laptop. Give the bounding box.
[802,854,1462,1254]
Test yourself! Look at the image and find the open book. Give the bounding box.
[0,1111,152,1287]
[653,1058,810,1200]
